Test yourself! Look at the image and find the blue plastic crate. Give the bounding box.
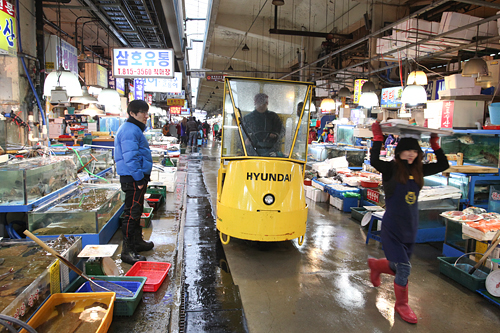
[76,280,142,295]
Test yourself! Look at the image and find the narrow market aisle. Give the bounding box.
[108,158,188,332]
[200,145,500,333]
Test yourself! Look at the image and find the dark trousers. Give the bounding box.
[121,181,148,239]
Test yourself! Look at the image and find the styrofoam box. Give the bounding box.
[439,86,481,97]
[444,74,476,89]
[329,196,343,210]
[438,12,493,45]
[312,181,324,191]
[393,19,434,41]
[310,188,329,203]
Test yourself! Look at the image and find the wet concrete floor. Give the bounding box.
[107,139,500,332]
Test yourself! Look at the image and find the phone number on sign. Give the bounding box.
[117,68,171,76]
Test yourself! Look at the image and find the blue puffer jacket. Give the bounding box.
[114,118,153,185]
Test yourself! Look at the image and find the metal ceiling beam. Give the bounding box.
[44,5,90,10]
[79,0,129,46]
[279,0,453,79]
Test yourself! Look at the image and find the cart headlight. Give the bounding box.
[263,194,275,205]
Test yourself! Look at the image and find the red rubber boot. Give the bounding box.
[368,258,395,287]
[394,282,418,324]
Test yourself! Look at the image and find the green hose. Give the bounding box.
[70,147,109,183]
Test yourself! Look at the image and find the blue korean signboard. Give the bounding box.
[116,78,125,96]
[134,78,145,100]
[113,48,174,78]
[380,87,403,108]
[435,79,445,100]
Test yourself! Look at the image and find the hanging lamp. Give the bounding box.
[407,70,428,85]
[44,68,82,98]
[98,88,121,106]
[463,25,489,78]
[358,92,379,108]
[71,86,98,104]
[242,44,250,51]
[320,98,335,112]
[401,84,427,106]
[77,103,105,117]
[361,81,376,93]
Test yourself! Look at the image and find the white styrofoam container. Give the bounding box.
[311,188,329,202]
[329,196,343,210]
[444,74,476,89]
[439,86,481,97]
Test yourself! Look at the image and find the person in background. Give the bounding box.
[114,100,154,265]
[187,116,199,148]
[326,127,335,143]
[308,126,318,144]
[162,122,170,136]
[213,123,220,140]
[181,117,188,144]
[368,120,449,324]
[385,134,399,147]
[176,122,181,143]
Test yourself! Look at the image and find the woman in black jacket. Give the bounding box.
[368,121,449,324]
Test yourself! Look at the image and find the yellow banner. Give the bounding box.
[167,98,184,106]
[0,7,17,56]
[354,79,367,104]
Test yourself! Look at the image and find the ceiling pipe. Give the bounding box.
[280,0,497,79]
[270,5,353,39]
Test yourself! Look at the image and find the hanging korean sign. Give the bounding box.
[116,78,125,96]
[143,72,182,93]
[0,0,16,56]
[353,79,367,104]
[380,87,403,108]
[134,78,145,101]
[113,48,174,78]
[44,35,78,74]
[181,108,191,115]
[167,98,184,106]
[170,106,181,115]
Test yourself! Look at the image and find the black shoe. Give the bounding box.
[135,229,154,252]
[121,238,146,265]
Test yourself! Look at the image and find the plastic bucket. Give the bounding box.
[489,103,500,125]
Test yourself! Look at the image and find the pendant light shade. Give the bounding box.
[320,98,335,112]
[242,44,250,51]
[358,92,379,108]
[272,0,285,5]
[71,86,98,104]
[77,104,105,117]
[338,87,351,97]
[401,84,427,106]
[361,81,376,93]
[407,70,428,85]
[98,88,121,106]
[462,57,489,77]
[44,69,82,98]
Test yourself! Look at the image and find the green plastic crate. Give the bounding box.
[63,275,147,316]
[438,256,491,292]
[147,185,167,198]
[350,207,368,222]
[120,207,154,227]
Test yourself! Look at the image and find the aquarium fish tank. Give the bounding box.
[75,149,113,174]
[28,185,123,235]
[327,146,366,167]
[0,156,77,206]
[441,132,500,168]
[336,125,356,146]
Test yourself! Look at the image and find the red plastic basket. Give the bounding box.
[125,261,171,292]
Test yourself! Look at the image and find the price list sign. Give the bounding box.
[113,48,174,78]
[366,189,380,203]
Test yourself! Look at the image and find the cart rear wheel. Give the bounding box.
[220,231,230,244]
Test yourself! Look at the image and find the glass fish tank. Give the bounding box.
[0,156,77,206]
[327,147,366,167]
[336,125,356,146]
[75,150,113,174]
[28,185,123,235]
[441,132,500,168]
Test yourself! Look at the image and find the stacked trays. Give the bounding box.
[125,261,172,292]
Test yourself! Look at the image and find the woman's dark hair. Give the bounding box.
[394,150,424,189]
[127,100,149,115]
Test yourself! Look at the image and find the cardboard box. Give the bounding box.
[444,74,476,89]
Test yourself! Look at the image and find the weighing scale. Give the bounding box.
[486,259,500,297]
[78,244,120,276]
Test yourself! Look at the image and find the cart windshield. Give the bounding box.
[222,78,313,160]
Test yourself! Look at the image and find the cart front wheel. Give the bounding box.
[220,232,230,244]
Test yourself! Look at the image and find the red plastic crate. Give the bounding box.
[125,261,171,292]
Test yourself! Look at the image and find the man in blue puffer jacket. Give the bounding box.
[115,100,154,265]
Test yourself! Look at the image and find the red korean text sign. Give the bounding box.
[366,189,380,203]
[440,100,454,128]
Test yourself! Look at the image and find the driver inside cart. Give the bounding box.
[242,93,283,156]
